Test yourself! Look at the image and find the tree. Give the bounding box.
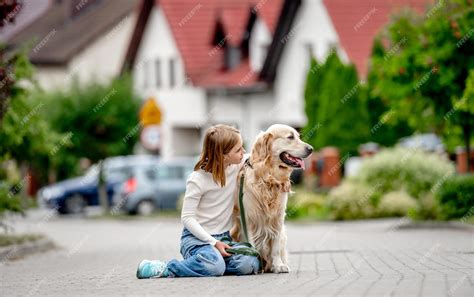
[0,47,64,217]
[369,0,474,169]
[303,51,370,158]
[366,39,414,147]
[34,75,141,180]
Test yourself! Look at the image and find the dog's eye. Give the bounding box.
[287,135,295,140]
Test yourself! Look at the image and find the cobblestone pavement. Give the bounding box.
[0,209,473,296]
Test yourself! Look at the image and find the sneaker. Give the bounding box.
[136,259,169,279]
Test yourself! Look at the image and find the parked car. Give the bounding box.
[113,157,196,215]
[398,133,445,152]
[37,155,160,214]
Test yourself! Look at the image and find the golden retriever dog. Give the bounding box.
[230,124,313,273]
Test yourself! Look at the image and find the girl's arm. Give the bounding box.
[181,177,218,246]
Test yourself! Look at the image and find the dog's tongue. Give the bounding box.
[287,154,305,169]
[295,158,305,169]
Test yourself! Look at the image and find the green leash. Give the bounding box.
[238,174,250,243]
[222,172,263,271]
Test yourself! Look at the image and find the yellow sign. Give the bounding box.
[139,97,162,126]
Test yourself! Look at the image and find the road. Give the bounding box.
[0,209,473,296]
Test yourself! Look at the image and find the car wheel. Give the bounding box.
[64,194,86,214]
[137,200,155,216]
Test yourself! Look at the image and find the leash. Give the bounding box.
[222,161,263,272]
[238,174,250,243]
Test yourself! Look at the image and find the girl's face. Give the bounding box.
[224,137,245,166]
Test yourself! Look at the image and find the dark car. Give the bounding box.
[113,157,196,215]
[37,155,160,214]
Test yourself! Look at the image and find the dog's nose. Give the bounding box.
[306,145,313,154]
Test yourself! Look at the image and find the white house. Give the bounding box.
[125,0,330,158]
[123,0,431,159]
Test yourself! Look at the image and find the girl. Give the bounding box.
[136,124,260,278]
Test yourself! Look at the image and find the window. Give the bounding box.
[225,46,242,70]
[143,60,149,89]
[157,165,182,180]
[145,167,157,180]
[105,167,132,182]
[169,59,175,88]
[155,59,161,88]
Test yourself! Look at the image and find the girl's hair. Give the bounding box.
[194,124,241,187]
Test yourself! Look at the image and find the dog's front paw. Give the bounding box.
[271,264,290,273]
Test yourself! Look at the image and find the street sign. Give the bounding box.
[140,125,161,151]
[139,97,162,126]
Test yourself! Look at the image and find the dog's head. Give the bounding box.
[250,124,313,170]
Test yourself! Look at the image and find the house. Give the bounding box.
[123,0,431,158]
[1,0,140,91]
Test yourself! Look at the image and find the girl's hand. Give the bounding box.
[214,241,232,257]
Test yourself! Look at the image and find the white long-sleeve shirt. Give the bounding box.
[180,163,240,246]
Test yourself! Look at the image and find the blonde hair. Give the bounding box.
[194,124,241,187]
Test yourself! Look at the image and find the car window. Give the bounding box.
[157,165,183,180]
[145,167,158,180]
[106,167,132,181]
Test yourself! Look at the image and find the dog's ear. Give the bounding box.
[251,132,273,164]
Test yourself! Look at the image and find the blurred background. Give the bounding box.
[0,0,473,224]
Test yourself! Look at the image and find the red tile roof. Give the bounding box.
[157,0,283,87]
[323,0,432,78]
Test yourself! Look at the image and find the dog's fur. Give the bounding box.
[230,124,313,273]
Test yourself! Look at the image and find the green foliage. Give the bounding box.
[35,74,141,180]
[327,148,454,219]
[303,51,370,157]
[436,174,474,220]
[0,48,64,215]
[377,191,418,217]
[0,183,22,216]
[327,182,376,220]
[369,0,474,153]
[353,148,455,199]
[366,39,414,146]
[286,189,328,220]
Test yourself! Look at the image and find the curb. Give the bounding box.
[396,220,474,231]
[0,237,56,263]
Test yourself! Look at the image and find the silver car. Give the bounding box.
[113,157,196,215]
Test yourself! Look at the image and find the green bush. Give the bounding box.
[286,189,328,220]
[436,174,474,220]
[353,148,454,200]
[327,182,376,220]
[326,148,454,220]
[377,191,418,217]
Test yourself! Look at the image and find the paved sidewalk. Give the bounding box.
[0,210,473,296]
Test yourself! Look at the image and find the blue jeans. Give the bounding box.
[165,228,260,277]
